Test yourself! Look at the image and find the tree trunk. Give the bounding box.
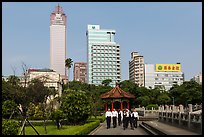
[43,103,47,134]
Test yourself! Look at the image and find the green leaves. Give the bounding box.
[60,90,93,125]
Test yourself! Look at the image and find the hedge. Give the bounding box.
[74,120,100,135]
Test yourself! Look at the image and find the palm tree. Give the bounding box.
[65,58,73,82]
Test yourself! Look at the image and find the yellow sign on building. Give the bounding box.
[156,64,181,72]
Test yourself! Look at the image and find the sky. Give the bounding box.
[2,2,202,81]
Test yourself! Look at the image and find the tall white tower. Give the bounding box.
[50,5,67,80]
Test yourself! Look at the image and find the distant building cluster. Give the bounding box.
[5,5,200,92]
[192,72,202,85]
[129,51,185,91]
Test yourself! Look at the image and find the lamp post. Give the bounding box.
[172,97,174,106]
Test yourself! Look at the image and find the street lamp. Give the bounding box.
[172,97,174,106]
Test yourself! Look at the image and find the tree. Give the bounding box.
[119,80,138,93]
[169,81,202,106]
[60,90,93,125]
[7,75,20,86]
[51,109,65,129]
[65,58,73,81]
[102,79,112,86]
[2,100,19,119]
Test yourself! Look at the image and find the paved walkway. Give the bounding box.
[90,121,148,135]
[145,121,200,135]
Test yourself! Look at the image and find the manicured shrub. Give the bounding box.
[2,118,20,135]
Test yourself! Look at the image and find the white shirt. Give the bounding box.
[118,111,123,120]
[132,111,139,119]
[105,111,112,117]
[112,110,118,118]
[126,110,130,117]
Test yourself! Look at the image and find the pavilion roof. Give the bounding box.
[100,84,135,99]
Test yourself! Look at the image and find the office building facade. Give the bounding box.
[86,25,121,87]
[50,5,67,80]
[129,51,145,87]
[73,62,87,83]
[144,63,184,91]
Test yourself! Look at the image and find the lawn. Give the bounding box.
[23,116,105,135]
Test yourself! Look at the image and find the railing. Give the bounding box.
[158,104,202,134]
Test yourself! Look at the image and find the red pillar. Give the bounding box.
[127,101,130,110]
[120,101,123,110]
[111,101,114,111]
[105,102,108,111]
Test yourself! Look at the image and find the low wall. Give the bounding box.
[158,111,202,133]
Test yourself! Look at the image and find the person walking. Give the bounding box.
[105,108,112,129]
[130,109,135,130]
[112,108,118,128]
[123,109,127,130]
[132,108,139,128]
[125,108,131,129]
[117,109,123,126]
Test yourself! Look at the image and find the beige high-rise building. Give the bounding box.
[129,51,145,87]
[50,5,67,80]
[73,62,87,83]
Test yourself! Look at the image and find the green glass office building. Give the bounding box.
[86,25,121,87]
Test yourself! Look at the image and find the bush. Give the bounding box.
[2,100,19,119]
[146,104,159,110]
[2,118,20,135]
[61,90,93,125]
[75,120,100,135]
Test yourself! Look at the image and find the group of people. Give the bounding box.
[105,108,139,130]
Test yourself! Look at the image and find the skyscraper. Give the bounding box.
[86,25,121,87]
[129,51,145,87]
[50,5,67,80]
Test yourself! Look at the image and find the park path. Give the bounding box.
[89,121,148,135]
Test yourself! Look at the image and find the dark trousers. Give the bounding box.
[112,116,117,128]
[130,117,134,129]
[118,116,121,126]
[123,117,126,129]
[133,117,138,128]
[106,116,111,129]
[125,117,130,128]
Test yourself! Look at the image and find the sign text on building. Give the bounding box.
[156,64,181,72]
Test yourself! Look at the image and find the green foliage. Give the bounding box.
[169,81,202,106]
[51,109,65,121]
[75,120,100,135]
[119,80,138,93]
[65,58,73,69]
[25,120,100,135]
[27,103,49,120]
[136,96,150,107]
[2,100,19,119]
[102,79,112,86]
[60,90,93,125]
[157,93,171,105]
[2,118,20,135]
[146,104,159,110]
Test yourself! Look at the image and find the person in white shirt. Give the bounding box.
[105,108,112,129]
[112,108,118,128]
[117,109,123,126]
[132,108,139,128]
[124,108,131,129]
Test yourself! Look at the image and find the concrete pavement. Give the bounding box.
[89,121,148,135]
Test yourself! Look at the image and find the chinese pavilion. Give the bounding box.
[100,83,135,111]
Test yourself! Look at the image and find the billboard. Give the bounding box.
[156,64,181,72]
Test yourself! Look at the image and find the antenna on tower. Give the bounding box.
[57,3,60,13]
